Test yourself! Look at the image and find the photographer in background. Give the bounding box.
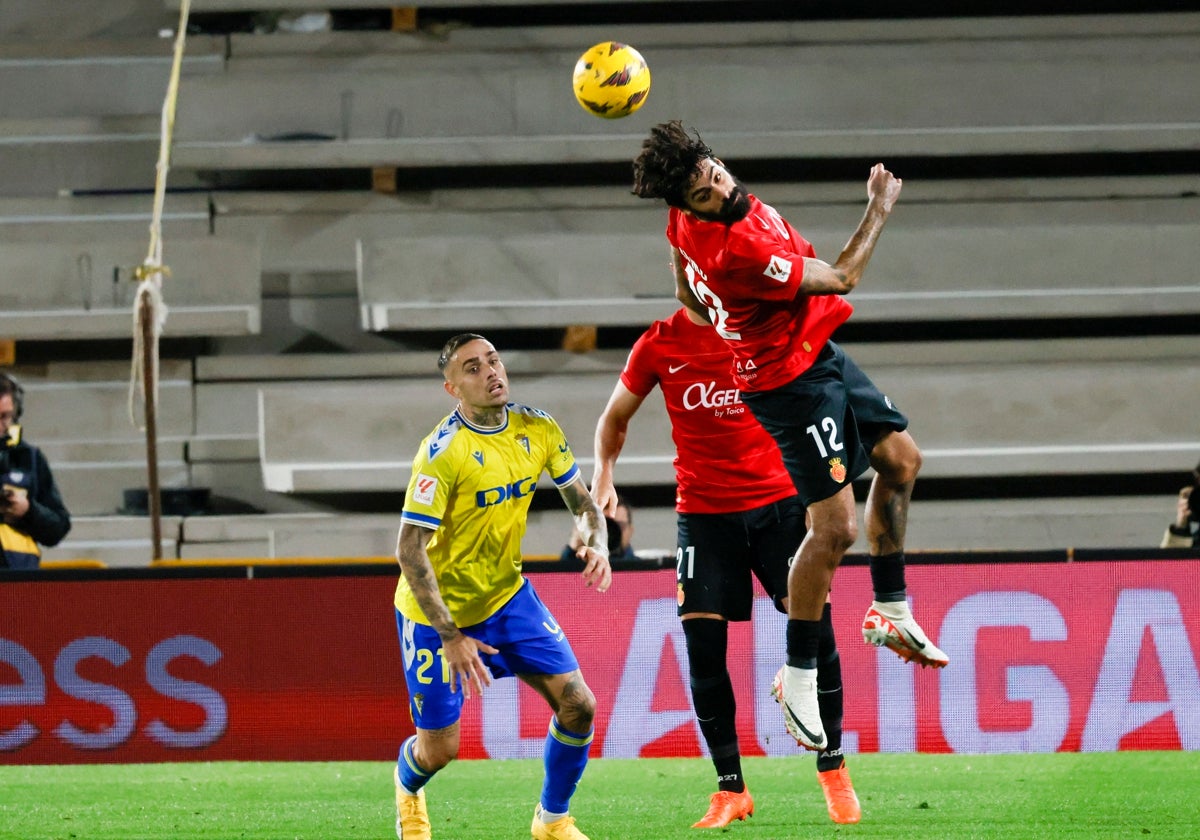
[0,373,70,569]
[1160,460,1200,549]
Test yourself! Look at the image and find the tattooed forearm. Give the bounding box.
[559,477,606,554]
[397,524,458,640]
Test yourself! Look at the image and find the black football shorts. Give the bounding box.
[741,341,909,507]
[675,496,805,620]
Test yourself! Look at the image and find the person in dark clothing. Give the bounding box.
[1161,460,1200,549]
[0,373,70,569]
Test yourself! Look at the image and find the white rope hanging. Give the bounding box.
[129,0,190,429]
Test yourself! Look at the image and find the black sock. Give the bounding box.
[712,749,745,793]
[786,618,820,669]
[815,603,845,773]
[683,619,743,792]
[869,551,907,602]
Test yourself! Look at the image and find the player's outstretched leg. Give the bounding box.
[862,599,948,668]
[862,431,948,668]
[777,488,857,749]
[771,665,826,750]
[394,766,431,840]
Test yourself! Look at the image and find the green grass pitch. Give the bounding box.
[2,752,1198,839]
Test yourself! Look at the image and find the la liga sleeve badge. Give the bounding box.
[413,473,438,505]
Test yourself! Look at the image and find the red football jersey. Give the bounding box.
[621,308,798,514]
[666,195,853,392]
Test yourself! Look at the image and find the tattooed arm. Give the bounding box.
[557,474,613,592]
[396,522,497,698]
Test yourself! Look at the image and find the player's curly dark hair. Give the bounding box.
[631,120,714,209]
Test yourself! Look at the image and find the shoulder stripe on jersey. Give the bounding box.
[401,511,440,529]
[508,402,552,421]
[427,413,464,460]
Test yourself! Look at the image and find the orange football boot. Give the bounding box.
[817,765,861,825]
[692,788,754,829]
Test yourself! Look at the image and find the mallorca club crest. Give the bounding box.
[828,457,847,483]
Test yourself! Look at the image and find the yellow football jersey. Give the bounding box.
[395,403,580,627]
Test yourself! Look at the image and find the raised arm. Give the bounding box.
[557,474,613,592]
[592,381,646,516]
[800,162,902,296]
[396,521,497,698]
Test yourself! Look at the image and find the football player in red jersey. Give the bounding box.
[591,307,861,827]
[631,121,947,758]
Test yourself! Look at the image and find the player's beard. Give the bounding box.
[694,177,751,223]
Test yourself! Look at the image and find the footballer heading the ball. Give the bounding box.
[572,41,651,119]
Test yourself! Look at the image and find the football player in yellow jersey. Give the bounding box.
[392,334,612,840]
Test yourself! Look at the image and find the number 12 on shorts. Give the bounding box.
[806,417,844,458]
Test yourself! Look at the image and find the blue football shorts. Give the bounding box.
[395,577,580,730]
